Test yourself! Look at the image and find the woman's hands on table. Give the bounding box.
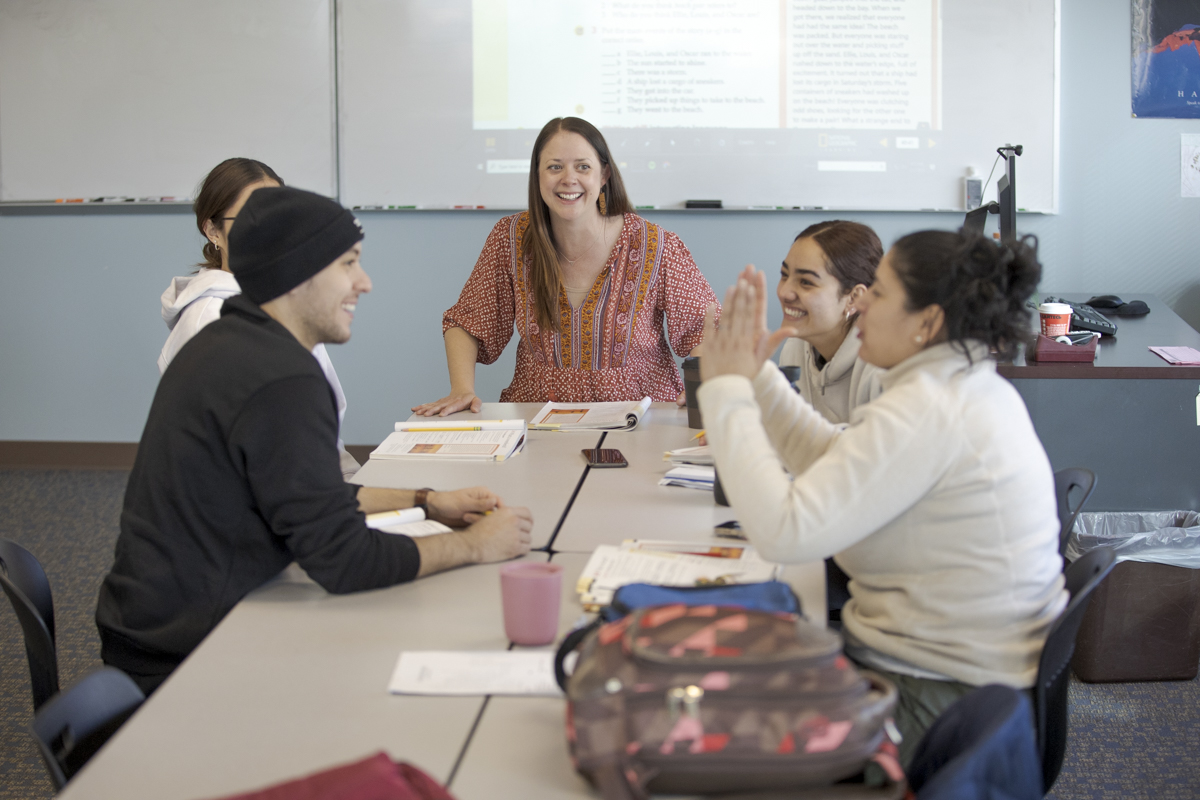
[411,390,483,417]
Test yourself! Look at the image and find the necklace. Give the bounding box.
[557,216,606,265]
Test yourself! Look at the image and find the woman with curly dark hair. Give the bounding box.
[697,230,1066,766]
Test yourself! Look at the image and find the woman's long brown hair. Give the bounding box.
[193,158,283,270]
[522,118,631,332]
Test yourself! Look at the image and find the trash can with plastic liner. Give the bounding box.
[1065,511,1200,682]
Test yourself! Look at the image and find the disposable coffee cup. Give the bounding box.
[499,562,562,646]
[1038,303,1072,337]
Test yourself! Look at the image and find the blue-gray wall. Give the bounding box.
[2,0,1197,445]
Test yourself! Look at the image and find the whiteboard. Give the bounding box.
[339,0,1059,213]
[0,0,337,202]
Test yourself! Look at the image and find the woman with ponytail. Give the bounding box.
[776,220,885,423]
[158,158,359,478]
[415,117,718,415]
[697,230,1067,765]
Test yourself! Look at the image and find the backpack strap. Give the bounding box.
[554,618,602,691]
[590,759,650,800]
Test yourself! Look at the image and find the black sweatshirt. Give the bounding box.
[97,295,420,679]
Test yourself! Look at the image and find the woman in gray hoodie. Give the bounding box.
[158,158,360,478]
[776,220,884,424]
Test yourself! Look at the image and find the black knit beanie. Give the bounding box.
[229,186,365,304]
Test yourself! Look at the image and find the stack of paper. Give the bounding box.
[388,651,560,696]
[1149,346,1200,365]
[370,419,526,461]
[659,464,715,490]
[663,445,713,466]
[529,397,652,430]
[576,540,780,609]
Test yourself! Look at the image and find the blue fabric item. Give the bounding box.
[907,684,1042,800]
[601,580,802,622]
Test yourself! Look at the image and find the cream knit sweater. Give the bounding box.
[698,342,1067,687]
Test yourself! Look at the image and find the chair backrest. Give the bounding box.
[907,684,1042,800]
[30,667,145,789]
[0,538,59,710]
[1053,468,1096,556]
[1033,545,1116,793]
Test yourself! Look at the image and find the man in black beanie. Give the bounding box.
[97,187,533,694]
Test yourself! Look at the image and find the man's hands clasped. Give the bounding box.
[427,486,532,563]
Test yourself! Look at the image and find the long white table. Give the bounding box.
[551,404,738,554]
[59,407,825,800]
[353,403,601,550]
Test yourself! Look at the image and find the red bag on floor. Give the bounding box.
[205,751,456,800]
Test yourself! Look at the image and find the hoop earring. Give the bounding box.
[598,187,607,216]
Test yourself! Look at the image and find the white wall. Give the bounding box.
[1,0,1197,445]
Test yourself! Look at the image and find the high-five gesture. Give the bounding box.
[700,266,797,382]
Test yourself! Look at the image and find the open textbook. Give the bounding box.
[365,508,453,537]
[529,396,652,430]
[577,540,780,610]
[370,419,526,461]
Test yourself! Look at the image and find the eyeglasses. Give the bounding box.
[216,216,237,223]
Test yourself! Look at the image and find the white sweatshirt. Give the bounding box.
[158,269,360,479]
[778,334,883,425]
[698,342,1067,688]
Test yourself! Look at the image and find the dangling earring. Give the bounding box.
[598,186,607,216]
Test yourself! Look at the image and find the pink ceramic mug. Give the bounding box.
[499,562,563,646]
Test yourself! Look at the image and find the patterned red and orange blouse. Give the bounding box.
[443,212,719,403]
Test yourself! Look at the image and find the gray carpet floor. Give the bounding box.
[1,469,1197,799]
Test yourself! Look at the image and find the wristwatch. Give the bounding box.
[414,487,434,517]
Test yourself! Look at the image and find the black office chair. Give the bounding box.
[907,684,1042,800]
[1032,545,1116,794]
[1053,468,1096,556]
[0,538,60,710]
[30,666,145,789]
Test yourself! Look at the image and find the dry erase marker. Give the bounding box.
[453,205,486,209]
[55,198,85,203]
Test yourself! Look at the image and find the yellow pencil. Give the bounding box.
[398,426,483,432]
[691,429,705,440]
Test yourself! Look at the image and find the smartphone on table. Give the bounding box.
[582,448,628,468]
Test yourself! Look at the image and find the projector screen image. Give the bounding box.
[473,0,939,132]
[337,0,1056,212]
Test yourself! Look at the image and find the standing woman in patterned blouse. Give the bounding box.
[413,117,719,415]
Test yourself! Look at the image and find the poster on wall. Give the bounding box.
[1133,0,1200,117]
